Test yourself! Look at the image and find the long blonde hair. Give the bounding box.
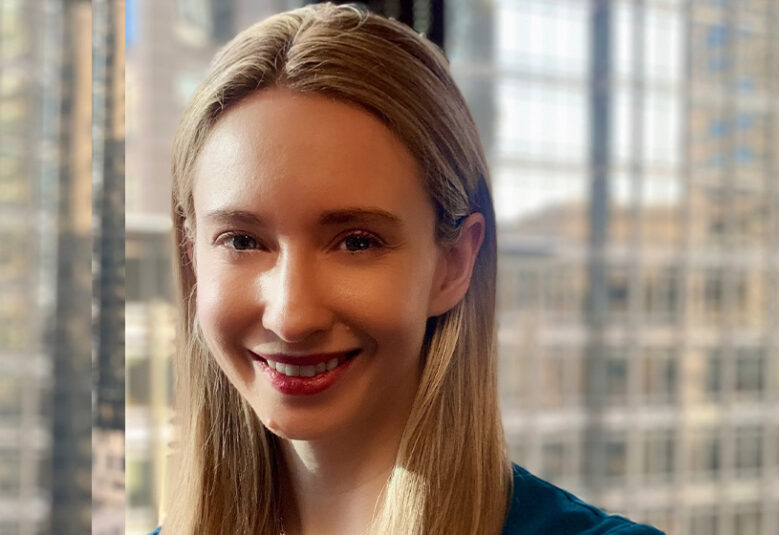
[165,4,510,534]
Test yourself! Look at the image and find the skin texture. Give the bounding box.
[188,88,485,535]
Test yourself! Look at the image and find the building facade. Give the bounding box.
[0,0,93,534]
[447,1,777,534]
[0,2,53,534]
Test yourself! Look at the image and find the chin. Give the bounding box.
[257,409,344,442]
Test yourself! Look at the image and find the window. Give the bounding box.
[127,457,152,507]
[126,234,173,302]
[689,507,719,535]
[734,506,761,535]
[0,290,28,351]
[496,1,587,77]
[644,93,682,166]
[688,428,720,481]
[541,440,566,482]
[0,232,27,282]
[645,8,682,85]
[175,0,211,44]
[704,348,722,402]
[540,355,564,409]
[703,269,725,323]
[539,347,584,409]
[735,427,762,479]
[127,359,150,406]
[607,268,630,319]
[515,265,542,310]
[644,267,679,324]
[736,268,766,327]
[605,349,628,404]
[641,348,677,404]
[641,508,673,535]
[499,341,527,407]
[0,377,21,423]
[732,188,769,244]
[643,430,674,482]
[542,265,584,322]
[604,435,628,483]
[497,81,586,162]
[735,348,765,400]
[508,440,529,467]
[0,449,20,495]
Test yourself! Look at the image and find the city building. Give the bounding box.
[447,1,777,534]
[92,1,127,533]
[0,2,53,534]
[0,0,93,534]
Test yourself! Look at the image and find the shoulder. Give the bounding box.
[502,464,665,535]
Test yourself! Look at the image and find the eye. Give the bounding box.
[339,231,382,252]
[221,233,259,251]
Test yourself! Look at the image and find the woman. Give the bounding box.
[156,4,663,534]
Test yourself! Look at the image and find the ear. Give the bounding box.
[428,212,486,317]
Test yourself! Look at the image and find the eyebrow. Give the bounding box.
[203,208,404,228]
[318,208,403,228]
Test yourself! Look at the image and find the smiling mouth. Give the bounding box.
[251,349,360,378]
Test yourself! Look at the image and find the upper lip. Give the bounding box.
[250,349,360,366]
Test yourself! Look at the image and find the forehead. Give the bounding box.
[191,88,431,226]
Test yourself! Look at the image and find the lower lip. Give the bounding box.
[252,354,358,396]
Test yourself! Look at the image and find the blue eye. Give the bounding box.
[341,232,381,252]
[227,234,258,250]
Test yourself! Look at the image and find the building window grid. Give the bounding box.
[485,0,779,527]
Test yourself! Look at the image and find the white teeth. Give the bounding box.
[265,359,332,377]
[264,356,351,377]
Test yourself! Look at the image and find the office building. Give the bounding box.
[447,1,778,534]
[0,1,93,533]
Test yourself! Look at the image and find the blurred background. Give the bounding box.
[115,0,778,534]
[0,0,124,534]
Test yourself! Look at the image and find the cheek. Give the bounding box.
[194,256,255,351]
[332,259,435,349]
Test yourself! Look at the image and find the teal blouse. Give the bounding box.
[501,464,664,534]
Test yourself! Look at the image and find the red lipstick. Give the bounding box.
[249,349,360,396]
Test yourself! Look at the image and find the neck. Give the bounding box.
[278,404,411,535]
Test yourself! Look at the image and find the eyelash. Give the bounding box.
[216,230,385,254]
[337,230,384,253]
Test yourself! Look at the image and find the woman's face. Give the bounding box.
[189,88,446,441]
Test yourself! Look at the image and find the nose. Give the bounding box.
[259,248,333,343]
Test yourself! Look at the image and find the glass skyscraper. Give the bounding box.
[0,1,93,534]
[448,1,777,534]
